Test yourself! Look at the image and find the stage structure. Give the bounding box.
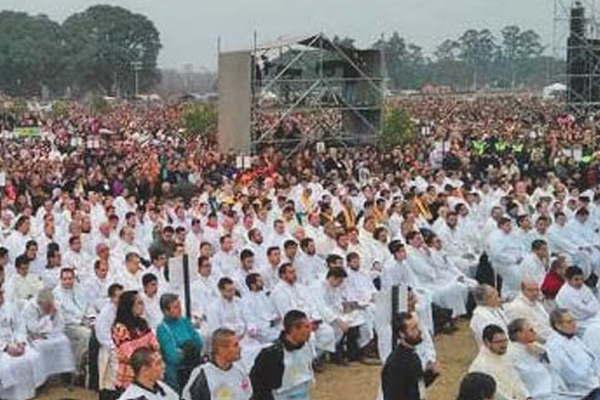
[554,0,600,112]
[218,33,385,154]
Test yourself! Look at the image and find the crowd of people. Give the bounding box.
[1,94,600,400]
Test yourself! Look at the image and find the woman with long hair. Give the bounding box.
[111,290,159,393]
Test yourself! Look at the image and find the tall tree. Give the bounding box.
[0,11,66,96]
[457,29,499,89]
[62,5,162,96]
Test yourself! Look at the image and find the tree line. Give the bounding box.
[0,5,161,98]
[334,26,563,91]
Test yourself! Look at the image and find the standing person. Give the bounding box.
[156,293,204,393]
[381,312,439,400]
[182,328,252,400]
[117,347,179,400]
[250,310,314,400]
[112,290,159,393]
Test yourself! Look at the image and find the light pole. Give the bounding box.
[131,61,143,98]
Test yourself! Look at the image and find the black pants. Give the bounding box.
[88,330,100,390]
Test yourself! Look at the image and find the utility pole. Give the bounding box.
[131,61,143,98]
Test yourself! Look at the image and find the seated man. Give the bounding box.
[546,308,600,398]
[0,285,45,400]
[468,324,530,400]
[505,280,552,343]
[312,267,374,363]
[23,288,75,379]
[506,318,555,399]
[241,273,281,344]
[555,266,600,334]
[53,267,94,376]
[5,254,43,305]
[469,285,510,346]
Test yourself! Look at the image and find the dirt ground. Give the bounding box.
[36,321,477,400]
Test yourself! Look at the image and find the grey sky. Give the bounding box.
[3,0,553,70]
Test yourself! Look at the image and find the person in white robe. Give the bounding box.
[505,280,553,343]
[470,285,510,345]
[295,238,326,286]
[144,251,170,291]
[206,277,262,365]
[519,239,550,287]
[547,212,595,277]
[506,318,557,400]
[5,254,43,306]
[5,216,33,263]
[259,246,282,292]
[343,252,377,330]
[486,217,526,300]
[424,234,478,289]
[270,263,336,355]
[312,267,374,361]
[468,324,530,400]
[62,235,92,279]
[95,283,123,394]
[141,273,163,331]
[40,246,61,290]
[82,259,113,313]
[241,273,281,343]
[546,308,600,398]
[53,267,94,375]
[0,285,45,400]
[434,211,479,276]
[23,289,75,378]
[380,240,434,336]
[212,234,240,278]
[405,232,469,318]
[115,252,144,291]
[190,256,220,335]
[555,266,600,334]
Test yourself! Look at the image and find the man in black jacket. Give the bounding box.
[381,312,439,400]
[250,310,314,400]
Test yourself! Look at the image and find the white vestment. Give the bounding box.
[505,294,553,342]
[469,305,510,345]
[555,283,600,334]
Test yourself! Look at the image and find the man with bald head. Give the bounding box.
[505,280,552,342]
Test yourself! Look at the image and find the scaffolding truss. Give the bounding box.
[249,33,384,154]
[554,0,600,114]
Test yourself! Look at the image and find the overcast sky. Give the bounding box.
[4,0,554,70]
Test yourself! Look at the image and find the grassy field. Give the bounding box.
[36,321,477,400]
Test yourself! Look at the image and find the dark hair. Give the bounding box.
[388,240,404,254]
[25,240,37,250]
[283,309,308,332]
[326,267,347,279]
[219,234,231,244]
[267,246,280,257]
[217,277,234,290]
[393,312,413,334]
[15,254,29,269]
[456,372,496,400]
[300,238,313,250]
[482,324,505,343]
[240,249,254,261]
[325,254,342,266]
[125,252,139,262]
[60,267,75,279]
[142,273,158,287]
[0,247,8,258]
[151,251,166,262]
[283,240,297,250]
[565,265,584,279]
[113,290,149,332]
[278,262,293,277]
[346,252,360,263]
[108,283,124,298]
[531,239,546,251]
[245,272,261,289]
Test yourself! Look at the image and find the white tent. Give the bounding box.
[543,83,567,99]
